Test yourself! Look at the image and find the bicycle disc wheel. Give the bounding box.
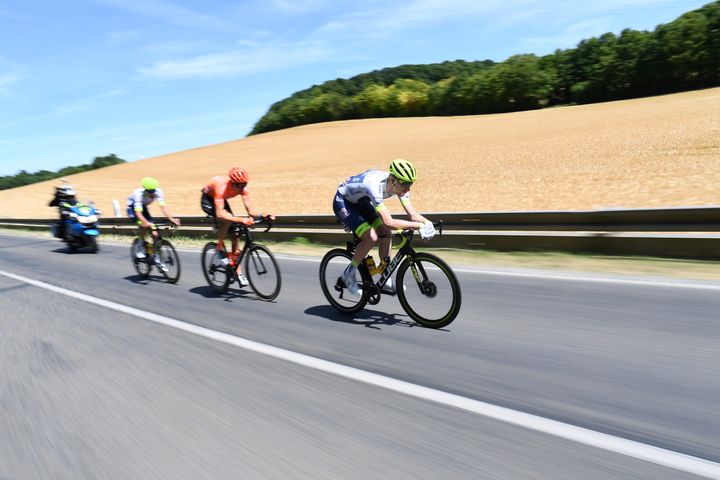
[396,252,461,328]
[131,238,151,278]
[243,244,281,301]
[319,249,368,314]
[158,239,181,284]
[201,242,231,293]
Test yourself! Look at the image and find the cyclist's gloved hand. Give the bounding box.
[241,217,255,227]
[419,221,436,240]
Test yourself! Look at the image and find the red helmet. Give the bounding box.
[228,167,249,184]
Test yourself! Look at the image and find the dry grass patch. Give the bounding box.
[1,88,719,219]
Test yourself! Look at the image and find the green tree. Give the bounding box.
[91,153,125,169]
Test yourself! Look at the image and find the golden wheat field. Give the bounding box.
[1,87,719,219]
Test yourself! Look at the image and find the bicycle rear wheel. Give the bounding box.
[131,238,151,278]
[158,239,181,284]
[319,249,368,314]
[396,252,461,328]
[244,244,281,301]
[201,242,231,293]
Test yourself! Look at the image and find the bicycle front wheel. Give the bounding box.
[131,238,151,278]
[158,239,181,284]
[396,252,461,328]
[201,242,230,293]
[319,249,368,314]
[244,244,281,301]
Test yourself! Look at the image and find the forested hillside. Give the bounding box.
[251,1,720,135]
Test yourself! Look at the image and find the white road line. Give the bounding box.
[1,268,719,479]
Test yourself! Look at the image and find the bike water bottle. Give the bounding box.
[365,255,377,274]
[145,241,153,255]
[378,256,390,274]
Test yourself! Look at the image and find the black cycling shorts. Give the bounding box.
[200,192,233,218]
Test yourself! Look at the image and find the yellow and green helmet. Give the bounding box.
[141,177,159,190]
[388,158,417,183]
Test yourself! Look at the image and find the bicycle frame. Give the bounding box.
[322,219,458,327]
[136,223,170,255]
[348,220,443,293]
[224,218,274,274]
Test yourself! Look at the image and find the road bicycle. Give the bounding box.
[319,221,461,329]
[201,218,281,301]
[131,223,181,284]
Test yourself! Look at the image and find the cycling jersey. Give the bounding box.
[203,175,250,201]
[337,170,409,212]
[127,187,165,212]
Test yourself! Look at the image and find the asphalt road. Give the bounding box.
[1,233,718,479]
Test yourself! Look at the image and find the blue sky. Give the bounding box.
[0,0,710,175]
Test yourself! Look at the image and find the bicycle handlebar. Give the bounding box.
[230,216,274,233]
[395,219,443,238]
[254,216,274,233]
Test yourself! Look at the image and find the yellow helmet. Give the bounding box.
[141,177,159,190]
[389,159,417,183]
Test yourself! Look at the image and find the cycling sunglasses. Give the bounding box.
[231,182,247,189]
[398,180,413,187]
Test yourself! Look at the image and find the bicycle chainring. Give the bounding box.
[366,283,381,305]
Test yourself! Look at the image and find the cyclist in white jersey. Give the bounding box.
[126,177,180,264]
[333,159,436,296]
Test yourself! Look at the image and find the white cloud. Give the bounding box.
[316,0,700,38]
[316,0,521,35]
[138,41,334,78]
[0,72,20,94]
[51,89,126,117]
[520,17,617,51]
[89,0,236,30]
[4,107,263,147]
[269,0,332,13]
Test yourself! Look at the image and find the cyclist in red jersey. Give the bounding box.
[201,167,274,286]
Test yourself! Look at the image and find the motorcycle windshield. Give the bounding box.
[70,204,96,216]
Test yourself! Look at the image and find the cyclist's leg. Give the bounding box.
[334,194,376,294]
[217,200,234,252]
[334,194,378,263]
[143,207,158,241]
[354,198,389,261]
[353,197,383,264]
[201,193,229,253]
[128,206,146,257]
[216,219,230,252]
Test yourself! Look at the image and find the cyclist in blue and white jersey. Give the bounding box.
[127,177,180,263]
[333,159,436,296]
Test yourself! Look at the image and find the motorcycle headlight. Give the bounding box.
[79,215,98,224]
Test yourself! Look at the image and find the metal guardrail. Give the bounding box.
[1,207,719,259]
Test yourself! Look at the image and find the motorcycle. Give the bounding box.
[51,202,101,253]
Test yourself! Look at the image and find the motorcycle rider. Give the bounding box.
[49,181,78,239]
